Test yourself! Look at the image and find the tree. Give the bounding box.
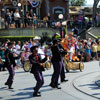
[69,0,85,6]
[93,0,100,20]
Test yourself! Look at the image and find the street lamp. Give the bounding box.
[58,14,63,20]
[58,14,64,38]
[18,3,21,7]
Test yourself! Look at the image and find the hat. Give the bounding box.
[7,42,13,46]
[34,36,41,40]
[30,45,38,52]
[53,39,58,45]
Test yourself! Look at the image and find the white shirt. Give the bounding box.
[14,12,20,20]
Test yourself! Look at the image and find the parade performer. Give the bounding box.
[29,45,47,97]
[61,32,77,61]
[57,39,68,83]
[50,39,63,89]
[5,42,20,89]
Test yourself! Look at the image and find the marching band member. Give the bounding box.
[4,42,20,89]
[29,45,47,97]
[57,39,68,83]
[50,39,63,89]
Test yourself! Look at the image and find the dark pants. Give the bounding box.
[51,61,62,86]
[60,61,65,82]
[33,70,44,93]
[15,20,20,28]
[6,65,15,87]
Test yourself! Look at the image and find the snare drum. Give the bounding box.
[23,60,31,72]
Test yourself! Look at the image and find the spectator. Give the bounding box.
[33,14,37,29]
[14,9,21,28]
[91,42,98,60]
[29,9,34,26]
[5,9,11,28]
[47,13,51,28]
[72,26,79,36]
[24,12,30,27]
[84,42,91,62]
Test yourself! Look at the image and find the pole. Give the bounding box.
[32,26,34,36]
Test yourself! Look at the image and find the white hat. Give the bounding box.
[34,36,41,40]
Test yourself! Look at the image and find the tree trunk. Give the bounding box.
[93,0,100,20]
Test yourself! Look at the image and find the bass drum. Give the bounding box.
[23,60,31,72]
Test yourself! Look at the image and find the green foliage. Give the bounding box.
[69,0,86,6]
[0,36,35,42]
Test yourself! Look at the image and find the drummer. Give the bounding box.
[29,45,47,97]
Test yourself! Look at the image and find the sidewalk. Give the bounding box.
[73,71,100,99]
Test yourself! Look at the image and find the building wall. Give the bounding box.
[40,0,68,20]
[49,0,68,20]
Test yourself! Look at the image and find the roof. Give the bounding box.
[69,6,93,15]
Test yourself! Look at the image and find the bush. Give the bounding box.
[0,36,35,42]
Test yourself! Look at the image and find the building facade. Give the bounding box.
[0,0,69,20]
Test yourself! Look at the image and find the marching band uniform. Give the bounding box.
[5,42,20,89]
[50,39,63,89]
[29,46,47,97]
[58,41,68,82]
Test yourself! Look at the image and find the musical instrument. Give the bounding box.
[42,61,51,70]
[65,61,84,72]
[23,60,31,72]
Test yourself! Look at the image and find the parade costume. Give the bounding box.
[58,42,68,82]
[5,42,20,89]
[50,39,63,89]
[29,46,47,97]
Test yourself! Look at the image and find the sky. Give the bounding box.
[85,0,100,6]
[85,0,94,6]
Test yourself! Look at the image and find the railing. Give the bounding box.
[0,16,94,30]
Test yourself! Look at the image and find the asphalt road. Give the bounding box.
[0,60,100,100]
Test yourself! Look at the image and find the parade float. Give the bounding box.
[61,32,84,72]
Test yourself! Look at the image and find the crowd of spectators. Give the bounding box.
[0,35,100,72]
[3,9,51,29]
[0,8,95,30]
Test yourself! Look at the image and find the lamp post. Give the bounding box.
[58,14,64,38]
[18,3,21,7]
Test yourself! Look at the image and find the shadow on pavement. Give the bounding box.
[9,91,33,100]
[43,74,52,77]
[79,83,100,90]
[9,86,53,99]
[92,93,100,95]
[0,87,7,90]
[66,70,81,73]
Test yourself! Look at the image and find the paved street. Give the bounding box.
[0,61,100,100]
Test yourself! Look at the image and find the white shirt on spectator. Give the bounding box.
[16,45,21,50]
[14,12,20,20]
